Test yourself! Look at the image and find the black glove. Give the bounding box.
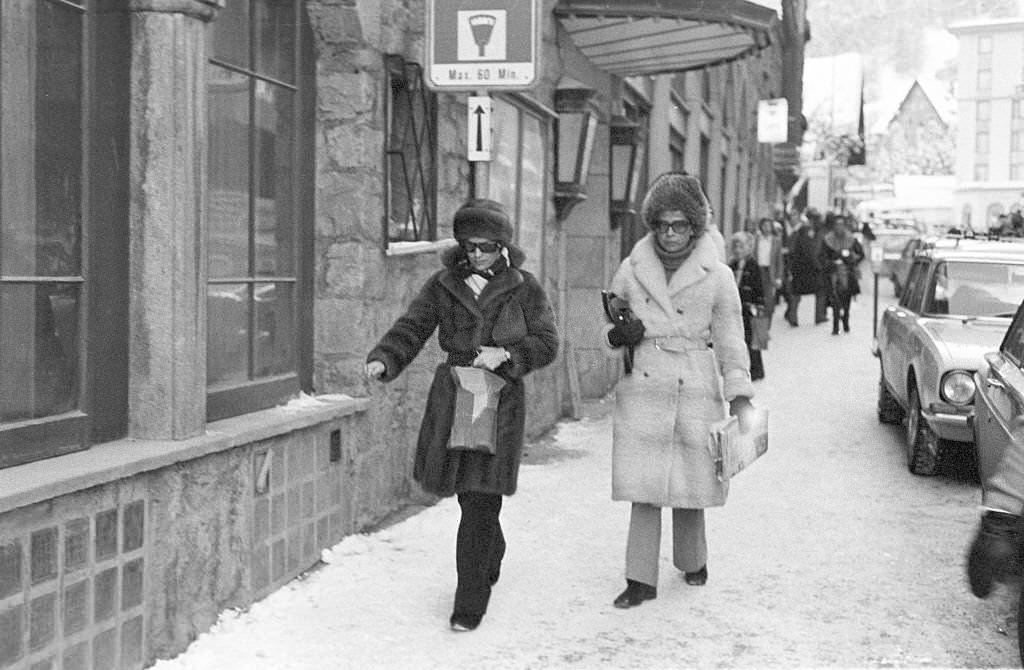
[729,396,755,434]
[607,320,645,348]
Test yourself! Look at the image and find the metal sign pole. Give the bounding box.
[471,90,490,198]
[873,272,879,338]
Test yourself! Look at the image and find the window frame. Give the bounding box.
[205,0,314,422]
[0,0,131,468]
[383,54,438,248]
[487,94,553,277]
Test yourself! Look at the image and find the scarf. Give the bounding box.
[452,250,510,280]
[653,236,696,275]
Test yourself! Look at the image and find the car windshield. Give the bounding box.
[924,260,1024,318]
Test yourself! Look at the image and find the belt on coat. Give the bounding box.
[649,336,712,352]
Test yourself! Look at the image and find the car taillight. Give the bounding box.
[941,370,976,405]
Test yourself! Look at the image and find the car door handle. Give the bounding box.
[987,377,1006,390]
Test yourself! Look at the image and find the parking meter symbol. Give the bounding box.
[458,10,506,61]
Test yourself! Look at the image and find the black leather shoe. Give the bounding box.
[684,565,708,586]
[613,579,657,608]
[450,612,482,632]
[967,511,1021,598]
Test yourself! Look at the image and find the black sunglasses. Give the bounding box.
[654,219,696,235]
[460,240,502,253]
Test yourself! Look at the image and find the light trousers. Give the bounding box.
[625,503,706,587]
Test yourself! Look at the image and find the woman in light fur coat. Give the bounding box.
[602,172,755,609]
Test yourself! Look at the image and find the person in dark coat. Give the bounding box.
[812,209,831,325]
[817,215,865,334]
[783,212,819,326]
[729,232,766,381]
[601,172,755,609]
[365,198,558,632]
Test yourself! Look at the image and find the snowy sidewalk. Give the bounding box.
[151,295,1019,669]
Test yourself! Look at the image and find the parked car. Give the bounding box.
[865,217,928,294]
[890,235,967,298]
[874,238,1024,475]
[968,297,1024,664]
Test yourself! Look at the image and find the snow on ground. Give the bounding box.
[150,287,1021,669]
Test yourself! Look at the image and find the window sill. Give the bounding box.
[0,394,371,515]
[385,238,457,257]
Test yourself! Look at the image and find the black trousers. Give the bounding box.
[748,347,764,380]
[453,491,506,618]
[831,292,852,333]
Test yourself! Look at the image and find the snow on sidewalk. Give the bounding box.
[150,296,1018,669]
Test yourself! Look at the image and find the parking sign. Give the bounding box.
[425,0,540,91]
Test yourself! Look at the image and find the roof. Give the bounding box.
[920,237,1024,263]
[948,16,1024,34]
[868,78,955,134]
[553,0,780,77]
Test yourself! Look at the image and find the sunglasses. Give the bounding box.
[654,219,696,235]
[460,240,502,253]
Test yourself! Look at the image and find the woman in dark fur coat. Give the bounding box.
[365,198,558,633]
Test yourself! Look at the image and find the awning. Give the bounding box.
[553,1,780,77]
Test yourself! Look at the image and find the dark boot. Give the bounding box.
[450,611,483,632]
[967,511,1021,598]
[613,579,657,608]
[684,565,708,586]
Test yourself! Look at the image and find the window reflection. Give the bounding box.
[207,283,250,386]
[0,284,79,421]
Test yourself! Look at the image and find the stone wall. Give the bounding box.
[307,0,569,510]
[0,408,368,669]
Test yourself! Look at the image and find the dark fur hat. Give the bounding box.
[640,172,711,230]
[453,198,513,244]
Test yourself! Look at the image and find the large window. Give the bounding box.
[488,97,550,275]
[0,0,129,467]
[206,0,313,420]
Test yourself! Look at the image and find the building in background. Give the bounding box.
[0,1,803,667]
[949,16,1024,232]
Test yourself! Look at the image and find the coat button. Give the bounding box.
[676,308,683,314]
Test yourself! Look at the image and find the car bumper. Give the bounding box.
[923,402,975,442]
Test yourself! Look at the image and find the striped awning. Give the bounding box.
[553,1,780,77]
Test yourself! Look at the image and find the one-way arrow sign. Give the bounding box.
[467,95,491,162]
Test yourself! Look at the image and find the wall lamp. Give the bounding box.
[609,115,643,230]
[553,78,598,221]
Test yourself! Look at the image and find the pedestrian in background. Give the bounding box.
[783,211,818,327]
[818,213,865,335]
[810,208,831,325]
[600,172,755,609]
[754,216,783,322]
[729,232,766,381]
[365,198,558,632]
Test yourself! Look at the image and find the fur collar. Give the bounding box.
[629,232,720,316]
[438,243,526,317]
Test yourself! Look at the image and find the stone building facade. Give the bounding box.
[0,1,802,668]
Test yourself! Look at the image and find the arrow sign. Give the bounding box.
[467,96,491,162]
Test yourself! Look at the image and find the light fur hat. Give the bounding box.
[640,172,711,230]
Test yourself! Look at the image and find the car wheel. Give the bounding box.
[877,367,904,424]
[906,386,940,476]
